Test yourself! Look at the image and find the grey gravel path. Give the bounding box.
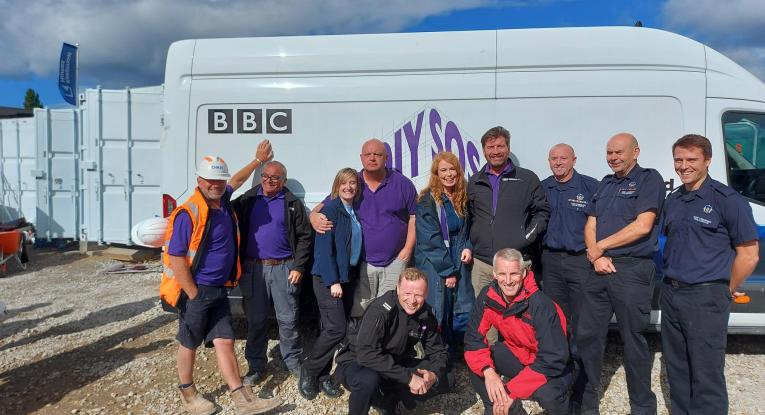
[1,247,763,414]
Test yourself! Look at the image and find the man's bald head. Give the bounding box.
[606,132,640,177]
[548,143,577,182]
[360,138,387,174]
[608,133,639,150]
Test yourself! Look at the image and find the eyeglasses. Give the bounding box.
[261,174,283,182]
[361,152,386,158]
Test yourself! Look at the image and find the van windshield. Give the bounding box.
[723,111,765,205]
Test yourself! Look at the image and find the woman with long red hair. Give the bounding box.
[414,151,474,357]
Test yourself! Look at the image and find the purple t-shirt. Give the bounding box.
[356,169,417,267]
[246,188,293,260]
[486,161,514,215]
[168,186,235,286]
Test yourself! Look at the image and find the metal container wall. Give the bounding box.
[0,117,37,224]
[33,108,82,240]
[82,87,163,244]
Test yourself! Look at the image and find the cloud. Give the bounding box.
[0,0,497,87]
[661,0,765,80]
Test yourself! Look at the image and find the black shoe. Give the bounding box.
[370,390,396,415]
[298,367,319,400]
[319,378,342,398]
[243,369,265,385]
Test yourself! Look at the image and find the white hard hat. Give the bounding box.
[131,216,169,248]
[196,156,231,180]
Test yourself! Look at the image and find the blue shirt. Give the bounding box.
[345,203,362,266]
[662,177,758,283]
[542,170,599,252]
[168,186,235,286]
[485,161,514,215]
[586,164,665,258]
[247,188,293,259]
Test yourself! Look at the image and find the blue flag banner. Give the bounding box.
[58,43,78,106]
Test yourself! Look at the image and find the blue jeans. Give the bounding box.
[241,259,302,371]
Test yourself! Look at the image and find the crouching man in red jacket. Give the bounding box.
[465,248,572,415]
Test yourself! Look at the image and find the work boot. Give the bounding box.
[319,378,341,398]
[298,366,319,400]
[178,384,216,415]
[230,386,281,415]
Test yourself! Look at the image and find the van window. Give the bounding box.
[722,111,765,205]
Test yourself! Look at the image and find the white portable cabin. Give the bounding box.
[81,86,164,244]
[161,27,765,331]
[28,87,163,243]
[0,116,37,224]
[33,107,83,240]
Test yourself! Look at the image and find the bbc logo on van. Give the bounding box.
[207,109,292,134]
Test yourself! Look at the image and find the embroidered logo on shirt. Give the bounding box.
[693,216,712,225]
[568,197,587,209]
[619,181,638,196]
[703,204,713,214]
[502,178,521,181]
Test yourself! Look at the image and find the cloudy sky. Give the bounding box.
[1,0,763,107]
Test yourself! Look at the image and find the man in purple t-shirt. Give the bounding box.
[166,143,280,415]
[311,138,417,317]
[231,160,314,384]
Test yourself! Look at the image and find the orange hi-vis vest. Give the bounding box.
[159,187,241,308]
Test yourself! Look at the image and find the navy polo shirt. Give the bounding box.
[542,170,599,252]
[586,164,665,258]
[662,177,758,284]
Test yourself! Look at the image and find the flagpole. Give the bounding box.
[75,43,80,109]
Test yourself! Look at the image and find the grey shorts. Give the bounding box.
[177,284,235,349]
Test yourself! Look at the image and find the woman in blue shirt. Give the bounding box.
[415,152,474,356]
[300,168,362,401]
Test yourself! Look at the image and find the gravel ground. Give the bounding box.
[1,246,763,415]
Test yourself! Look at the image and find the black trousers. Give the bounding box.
[469,342,571,415]
[540,249,589,327]
[302,274,356,380]
[336,359,447,415]
[575,257,656,415]
[661,279,731,415]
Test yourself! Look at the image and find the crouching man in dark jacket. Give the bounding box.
[335,267,450,415]
[465,248,572,415]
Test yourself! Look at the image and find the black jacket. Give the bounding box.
[231,185,314,274]
[467,162,550,263]
[336,290,449,385]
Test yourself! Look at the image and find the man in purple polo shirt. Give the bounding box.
[166,143,280,415]
[467,126,550,297]
[311,138,417,317]
[231,160,313,384]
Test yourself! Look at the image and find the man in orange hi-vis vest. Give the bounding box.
[160,140,281,415]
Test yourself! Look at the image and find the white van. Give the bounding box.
[160,26,765,333]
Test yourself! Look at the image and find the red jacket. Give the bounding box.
[464,272,569,399]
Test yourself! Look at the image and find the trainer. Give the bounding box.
[661,134,759,415]
[577,132,664,415]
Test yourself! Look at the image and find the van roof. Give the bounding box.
[174,27,709,73]
[165,26,764,100]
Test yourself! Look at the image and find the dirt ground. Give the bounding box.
[1,247,764,415]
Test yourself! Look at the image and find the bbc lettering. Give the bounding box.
[208,109,292,134]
